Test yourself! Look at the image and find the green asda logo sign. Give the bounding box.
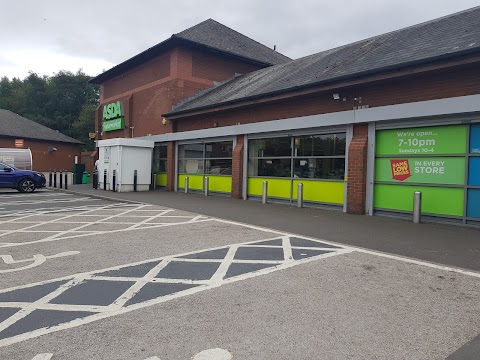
[102,101,124,132]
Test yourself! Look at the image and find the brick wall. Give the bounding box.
[0,138,81,172]
[103,54,171,100]
[172,63,480,132]
[346,124,368,215]
[97,46,268,141]
[231,135,244,199]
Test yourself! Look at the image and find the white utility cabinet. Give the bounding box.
[97,138,154,192]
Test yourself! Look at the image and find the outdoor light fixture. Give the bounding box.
[332,93,340,101]
[162,118,168,125]
[48,146,57,152]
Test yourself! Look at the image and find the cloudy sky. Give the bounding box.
[1,0,479,79]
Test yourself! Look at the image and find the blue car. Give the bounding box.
[0,162,46,193]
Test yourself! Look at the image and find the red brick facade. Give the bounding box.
[346,124,368,215]
[96,47,266,141]
[231,135,244,199]
[0,138,81,172]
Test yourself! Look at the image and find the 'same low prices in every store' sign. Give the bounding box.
[376,157,465,185]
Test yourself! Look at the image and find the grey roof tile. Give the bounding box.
[90,19,290,84]
[168,7,480,115]
[173,19,291,66]
[0,110,82,144]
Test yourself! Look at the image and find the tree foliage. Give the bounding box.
[0,70,99,151]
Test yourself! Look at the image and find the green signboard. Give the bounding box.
[102,101,124,132]
[375,157,466,185]
[103,101,124,120]
[375,125,467,155]
[102,118,124,132]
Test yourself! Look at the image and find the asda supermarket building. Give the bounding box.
[90,9,480,226]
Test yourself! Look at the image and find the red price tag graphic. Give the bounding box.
[390,159,411,181]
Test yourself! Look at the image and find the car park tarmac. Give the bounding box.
[0,190,478,359]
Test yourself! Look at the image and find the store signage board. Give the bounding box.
[376,125,467,155]
[102,118,124,132]
[102,101,124,132]
[375,157,466,185]
[103,101,124,120]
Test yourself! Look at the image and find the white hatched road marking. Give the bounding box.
[0,202,210,248]
[0,235,352,347]
[29,348,232,360]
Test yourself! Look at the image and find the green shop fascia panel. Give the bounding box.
[248,177,344,204]
[374,124,468,217]
[177,174,232,193]
[374,184,464,217]
[156,173,167,187]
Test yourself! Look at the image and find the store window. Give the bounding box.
[178,141,233,175]
[248,133,346,180]
[152,144,167,173]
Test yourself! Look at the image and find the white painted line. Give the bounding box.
[0,237,353,348]
[0,218,215,249]
[109,259,172,310]
[210,246,239,284]
[213,218,480,278]
[31,354,54,360]
[282,236,293,262]
[193,348,233,360]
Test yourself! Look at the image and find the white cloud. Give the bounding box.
[0,0,478,79]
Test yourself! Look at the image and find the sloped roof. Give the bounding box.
[166,6,480,116]
[0,109,82,144]
[90,19,290,84]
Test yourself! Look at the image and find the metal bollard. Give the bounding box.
[53,169,57,188]
[112,170,116,192]
[262,181,268,204]
[59,169,63,189]
[185,176,189,194]
[204,176,209,196]
[297,183,303,208]
[92,170,96,189]
[151,173,157,190]
[48,170,52,187]
[134,170,137,192]
[103,170,107,191]
[64,171,68,190]
[413,191,422,223]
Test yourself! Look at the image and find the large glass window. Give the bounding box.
[178,141,233,175]
[248,133,346,180]
[152,144,167,173]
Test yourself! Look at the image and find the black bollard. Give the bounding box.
[54,169,57,188]
[112,170,116,192]
[59,169,63,189]
[64,171,68,189]
[134,170,137,192]
[48,169,52,187]
[92,170,97,189]
[103,170,107,190]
